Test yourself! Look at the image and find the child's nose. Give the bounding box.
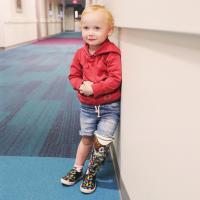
[88,30,94,35]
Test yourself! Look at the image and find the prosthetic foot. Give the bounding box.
[80,133,113,194]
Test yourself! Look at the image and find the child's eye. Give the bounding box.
[83,26,89,30]
[95,26,100,30]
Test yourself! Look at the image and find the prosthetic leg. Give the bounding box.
[80,132,113,193]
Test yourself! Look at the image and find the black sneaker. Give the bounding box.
[61,168,83,186]
[80,173,96,193]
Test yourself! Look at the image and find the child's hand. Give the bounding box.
[83,81,93,86]
[79,81,94,96]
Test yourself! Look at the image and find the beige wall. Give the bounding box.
[104,0,200,199]
[47,0,63,35]
[0,0,63,48]
[119,28,200,200]
[0,0,5,47]
[106,0,200,34]
[37,0,48,38]
[1,0,37,48]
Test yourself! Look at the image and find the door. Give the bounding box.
[65,7,74,31]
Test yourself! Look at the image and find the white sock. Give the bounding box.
[73,164,83,172]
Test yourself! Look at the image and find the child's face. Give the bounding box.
[81,11,113,50]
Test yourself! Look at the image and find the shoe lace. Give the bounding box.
[66,168,78,179]
[71,168,77,174]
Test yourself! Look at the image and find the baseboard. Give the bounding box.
[110,144,131,200]
[0,39,39,51]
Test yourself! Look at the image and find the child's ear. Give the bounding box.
[108,26,114,36]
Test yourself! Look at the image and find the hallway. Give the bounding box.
[0,32,120,200]
[1,0,200,199]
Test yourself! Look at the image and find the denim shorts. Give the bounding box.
[79,101,120,139]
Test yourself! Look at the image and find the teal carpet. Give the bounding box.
[0,35,82,157]
[0,156,119,200]
[0,32,120,200]
[49,32,82,38]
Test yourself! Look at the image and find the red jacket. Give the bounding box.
[68,39,122,105]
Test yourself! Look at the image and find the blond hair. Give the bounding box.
[81,4,114,28]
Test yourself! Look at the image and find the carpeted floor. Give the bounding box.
[0,35,82,157]
[0,32,120,200]
[0,156,119,200]
[49,31,82,38]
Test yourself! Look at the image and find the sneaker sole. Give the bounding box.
[61,176,83,186]
[80,184,96,194]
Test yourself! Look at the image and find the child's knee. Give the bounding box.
[94,132,113,146]
[81,136,94,145]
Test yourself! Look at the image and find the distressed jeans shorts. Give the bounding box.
[79,101,120,139]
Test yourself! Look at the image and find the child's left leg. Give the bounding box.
[80,132,113,193]
[80,101,120,193]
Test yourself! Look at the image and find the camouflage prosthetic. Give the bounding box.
[80,133,113,193]
[86,132,113,175]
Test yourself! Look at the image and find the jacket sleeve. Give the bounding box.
[92,52,122,97]
[68,50,83,91]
